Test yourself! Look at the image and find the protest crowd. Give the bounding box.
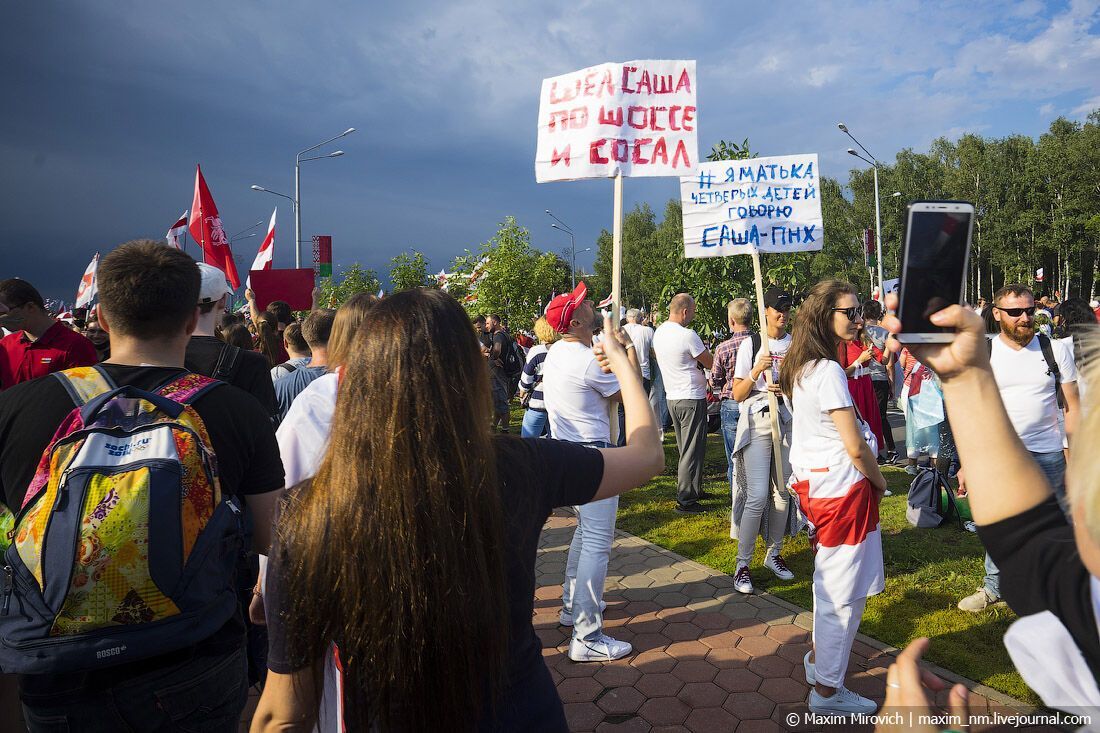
[0,237,1099,733]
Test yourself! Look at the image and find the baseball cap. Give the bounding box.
[545,281,588,333]
[763,286,792,310]
[197,263,233,305]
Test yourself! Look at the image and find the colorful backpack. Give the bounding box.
[0,366,244,674]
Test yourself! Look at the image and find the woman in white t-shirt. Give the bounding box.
[778,279,888,717]
[728,295,799,595]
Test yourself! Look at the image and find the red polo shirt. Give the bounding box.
[0,322,98,390]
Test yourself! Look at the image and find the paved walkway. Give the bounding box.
[535,511,1035,733]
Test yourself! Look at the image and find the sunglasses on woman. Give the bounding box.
[994,306,1036,318]
[831,307,860,322]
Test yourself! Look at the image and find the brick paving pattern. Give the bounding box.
[535,511,1037,733]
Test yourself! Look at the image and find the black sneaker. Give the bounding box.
[675,502,705,514]
[698,491,714,500]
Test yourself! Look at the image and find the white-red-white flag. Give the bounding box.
[166,211,189,249]
[75,253,99,309]
[1036,267,1044,282]
[247,208,276,288]
[597,294,613,308]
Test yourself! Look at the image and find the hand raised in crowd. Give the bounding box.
[593,314,636,375]
[881,294,989,381]
[245,288,256,303]
[876,637,970,733]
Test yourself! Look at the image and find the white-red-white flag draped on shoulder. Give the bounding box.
[188,165,241,289]
[166,211,189,249]
[247,208,276,288]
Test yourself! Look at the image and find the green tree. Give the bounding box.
[451,217,571,327]
[388,250,432,291]
[318,262,382,308]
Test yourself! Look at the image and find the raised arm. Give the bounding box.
[882,302,1051,525]
[592,315,665,500]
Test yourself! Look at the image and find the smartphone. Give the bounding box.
[896,200,974,343]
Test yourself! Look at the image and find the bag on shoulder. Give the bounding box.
[905,466,961,529]
[0,365,244,674]
[503,336,524,375]
[213,342,243,382]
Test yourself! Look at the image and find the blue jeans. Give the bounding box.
[983,450,1067,599]
[21,645,247,732]
[561,441,617,643]
[719,400,740,489]
[521,409,549,438]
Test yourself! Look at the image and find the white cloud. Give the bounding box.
[1072,95,1100,117]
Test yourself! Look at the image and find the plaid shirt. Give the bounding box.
[710,330,751,400]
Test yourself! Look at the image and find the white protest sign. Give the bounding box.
[535,60,698,183]
[680,154,822,258]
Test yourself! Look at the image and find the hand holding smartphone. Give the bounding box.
[896,201,975,344]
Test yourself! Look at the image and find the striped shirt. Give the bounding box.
[519,343,550,411]
[709,329,752,400]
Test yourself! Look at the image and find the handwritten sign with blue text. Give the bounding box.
[536,60,698,183]
[680,154,822,258]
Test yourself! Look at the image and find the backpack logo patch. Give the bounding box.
[104,437,151,457]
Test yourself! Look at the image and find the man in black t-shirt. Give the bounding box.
[487,313,514,433]
[0,242,284,732]
[185,263,278,423]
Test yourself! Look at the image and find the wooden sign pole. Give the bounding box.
[609,172,624,445]
[750,250,786,495]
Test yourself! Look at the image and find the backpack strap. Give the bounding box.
[1036,334,1065,410]
[750,332,762,364]
[212,343,242,382]
[156,372,223,406]
[52,365,118,407]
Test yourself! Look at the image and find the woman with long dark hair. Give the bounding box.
[251,288,664,732]
[779,279,888,717]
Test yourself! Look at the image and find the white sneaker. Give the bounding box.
[733,565,754,594]
[559,600,607,626]
[568,634,633,662]
[883,489,893,497]
[804,651,816,685]
[808,685,878,715]
[763,554,795,581]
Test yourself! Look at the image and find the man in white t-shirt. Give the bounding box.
[958,284,1080,612]
[622,309,655,390]
[541,281,643,662]
[653,293,714,513]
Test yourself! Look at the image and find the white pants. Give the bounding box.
[735,417,790,565]
[812,590,868,688]
[562,495,619,642]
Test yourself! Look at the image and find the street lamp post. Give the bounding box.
[838,123,886,296]
[295,127,355,269]
[250,187,295,266]
[546,209,579,289]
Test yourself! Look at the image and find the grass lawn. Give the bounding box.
[512,404,1034,704]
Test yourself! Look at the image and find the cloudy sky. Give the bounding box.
[2,1,1098,300]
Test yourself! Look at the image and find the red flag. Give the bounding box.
[188,165,241,289]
